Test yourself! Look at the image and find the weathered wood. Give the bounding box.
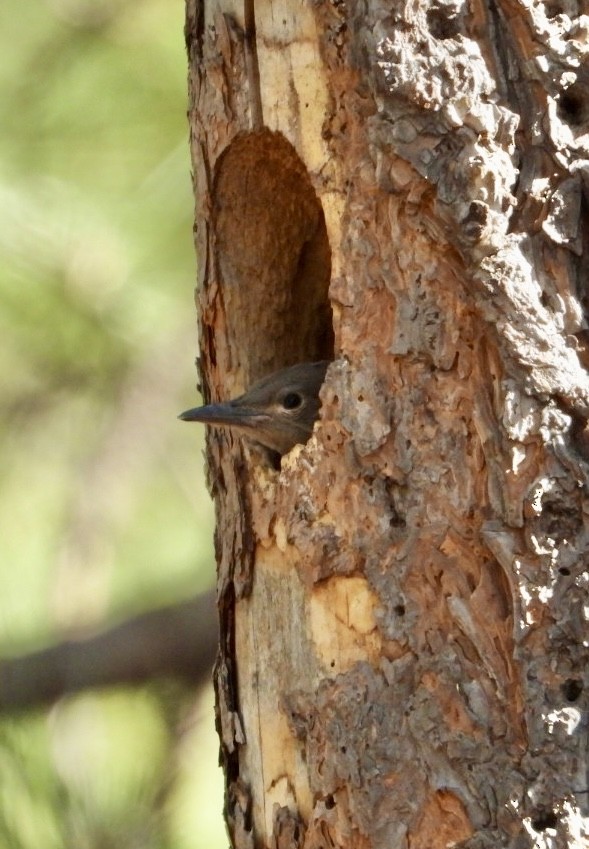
[186,0,589,846]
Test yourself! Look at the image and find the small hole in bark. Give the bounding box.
[427,8,461,39]
[544,0,565,16]
[537,495,582,542]
[558,566,571,576]
[330,659,335,667]
[558,84,589,126]
[462,200,488,241]
[562,678,583,701]
[325,794,336,809]
[531,811,558,831]
[394,604,406,616]
[358,394,364,402]
[340,746,347,754]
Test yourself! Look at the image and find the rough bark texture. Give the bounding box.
[185,0,589,847]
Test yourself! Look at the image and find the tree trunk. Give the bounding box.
[185,1,589,846]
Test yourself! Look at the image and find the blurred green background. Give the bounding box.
[0,0,225,846]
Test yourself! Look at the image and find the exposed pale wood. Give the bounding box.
[186,0,589,846]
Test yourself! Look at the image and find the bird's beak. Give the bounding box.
[178,402,269,430]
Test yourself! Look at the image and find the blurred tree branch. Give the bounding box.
[0,589,217,712]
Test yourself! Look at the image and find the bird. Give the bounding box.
[179,361,329,456]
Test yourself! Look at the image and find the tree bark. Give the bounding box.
[185,1,589,846]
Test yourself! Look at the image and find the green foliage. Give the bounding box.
[0,0,223,846]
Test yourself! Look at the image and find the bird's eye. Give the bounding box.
[282,392,303,410]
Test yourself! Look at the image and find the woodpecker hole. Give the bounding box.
[389,512,406,528]
[562,678,583,702]
[212,129,334,388]
[427,6,461,39]
[531,811,558,832]
[558,83,589,127]
[536,495,582,542]
[544,0,565,16]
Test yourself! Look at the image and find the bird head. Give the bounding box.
[179,361,329,456]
